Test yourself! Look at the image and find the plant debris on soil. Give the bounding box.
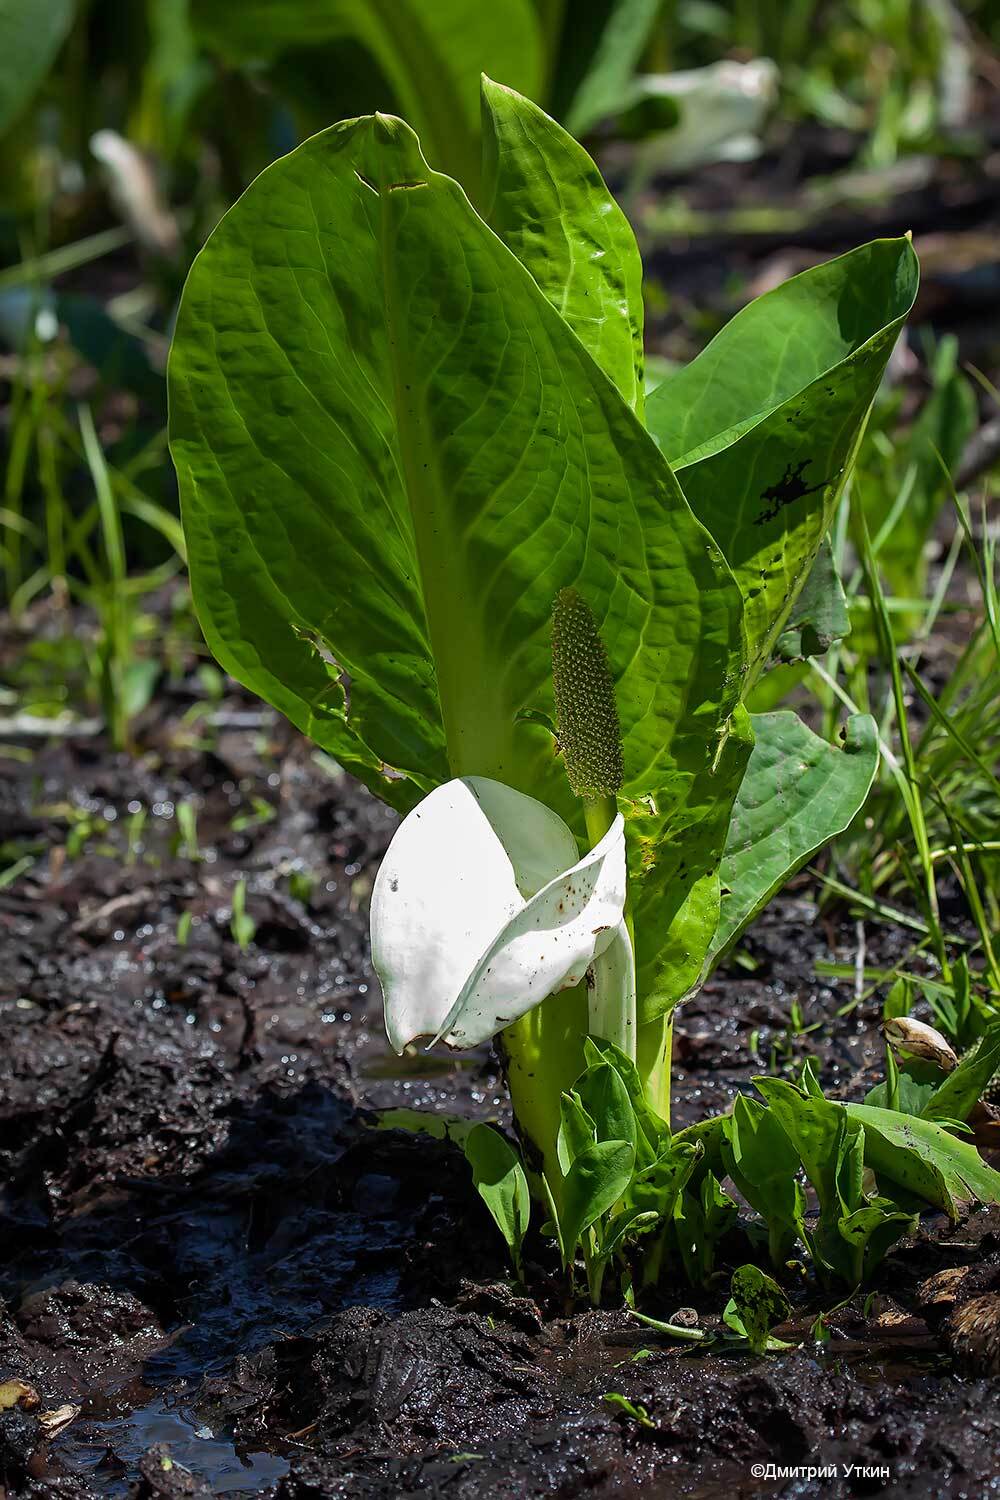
[2,609,1000,1499]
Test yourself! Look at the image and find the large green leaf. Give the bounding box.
[0,0,74,136]
[645,239,919,684]
[477,76,748,1015]
[480,79,645,415]
[191,0,544,194]
[168,110,745,998]
[711,711,879,962]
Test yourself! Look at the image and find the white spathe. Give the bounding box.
[587,921,635,1046]
[371,776,630,1052]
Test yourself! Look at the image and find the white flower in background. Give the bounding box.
[371,776,632,1052]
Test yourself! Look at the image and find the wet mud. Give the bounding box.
[2,651,999,1497]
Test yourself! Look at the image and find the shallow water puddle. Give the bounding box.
[52,1393,290,1496]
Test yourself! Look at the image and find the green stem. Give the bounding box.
[636,1012,673,1130]
[500,980,589,1207]
[583,793,616,849]
[584,1230,606,1306]
[502,788,653,1197]
[582,794,636,1060]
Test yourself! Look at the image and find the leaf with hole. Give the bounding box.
[646,239,919,685]
[725,1264,792,1354]
[168,98,746,1027]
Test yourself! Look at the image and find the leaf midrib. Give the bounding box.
[373,147,518,785]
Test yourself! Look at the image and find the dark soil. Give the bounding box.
[2,608,1000,1498]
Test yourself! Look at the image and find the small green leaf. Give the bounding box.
[886,1043,902,1112]
[837,1198,916,1283]
[230,877,255,951]
[629,1142,699,1224]
[583,1036,670,1164]
[560,1138,635,1252]
[599,1208,660,1260]
[464,1122,531,1273]
[122,660,160,721]
[754,1080,850,1214]
[799,1057,825,1100]
[883,977,912,1022]
[672,1115,728,1182]
[753,1076,866,1282]
[574,1062,637,1154]
[602,1391,655,1428]
[865,1067,939,1117]
[674,1172,737,1285]
[557,1090,597,1175]
[726,1264,791,1355]
[721,1095,806,1266]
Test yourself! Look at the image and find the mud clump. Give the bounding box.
[130,1445,215,1498]
[15,1282,167,1393]
[258,1310,1000,1499]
